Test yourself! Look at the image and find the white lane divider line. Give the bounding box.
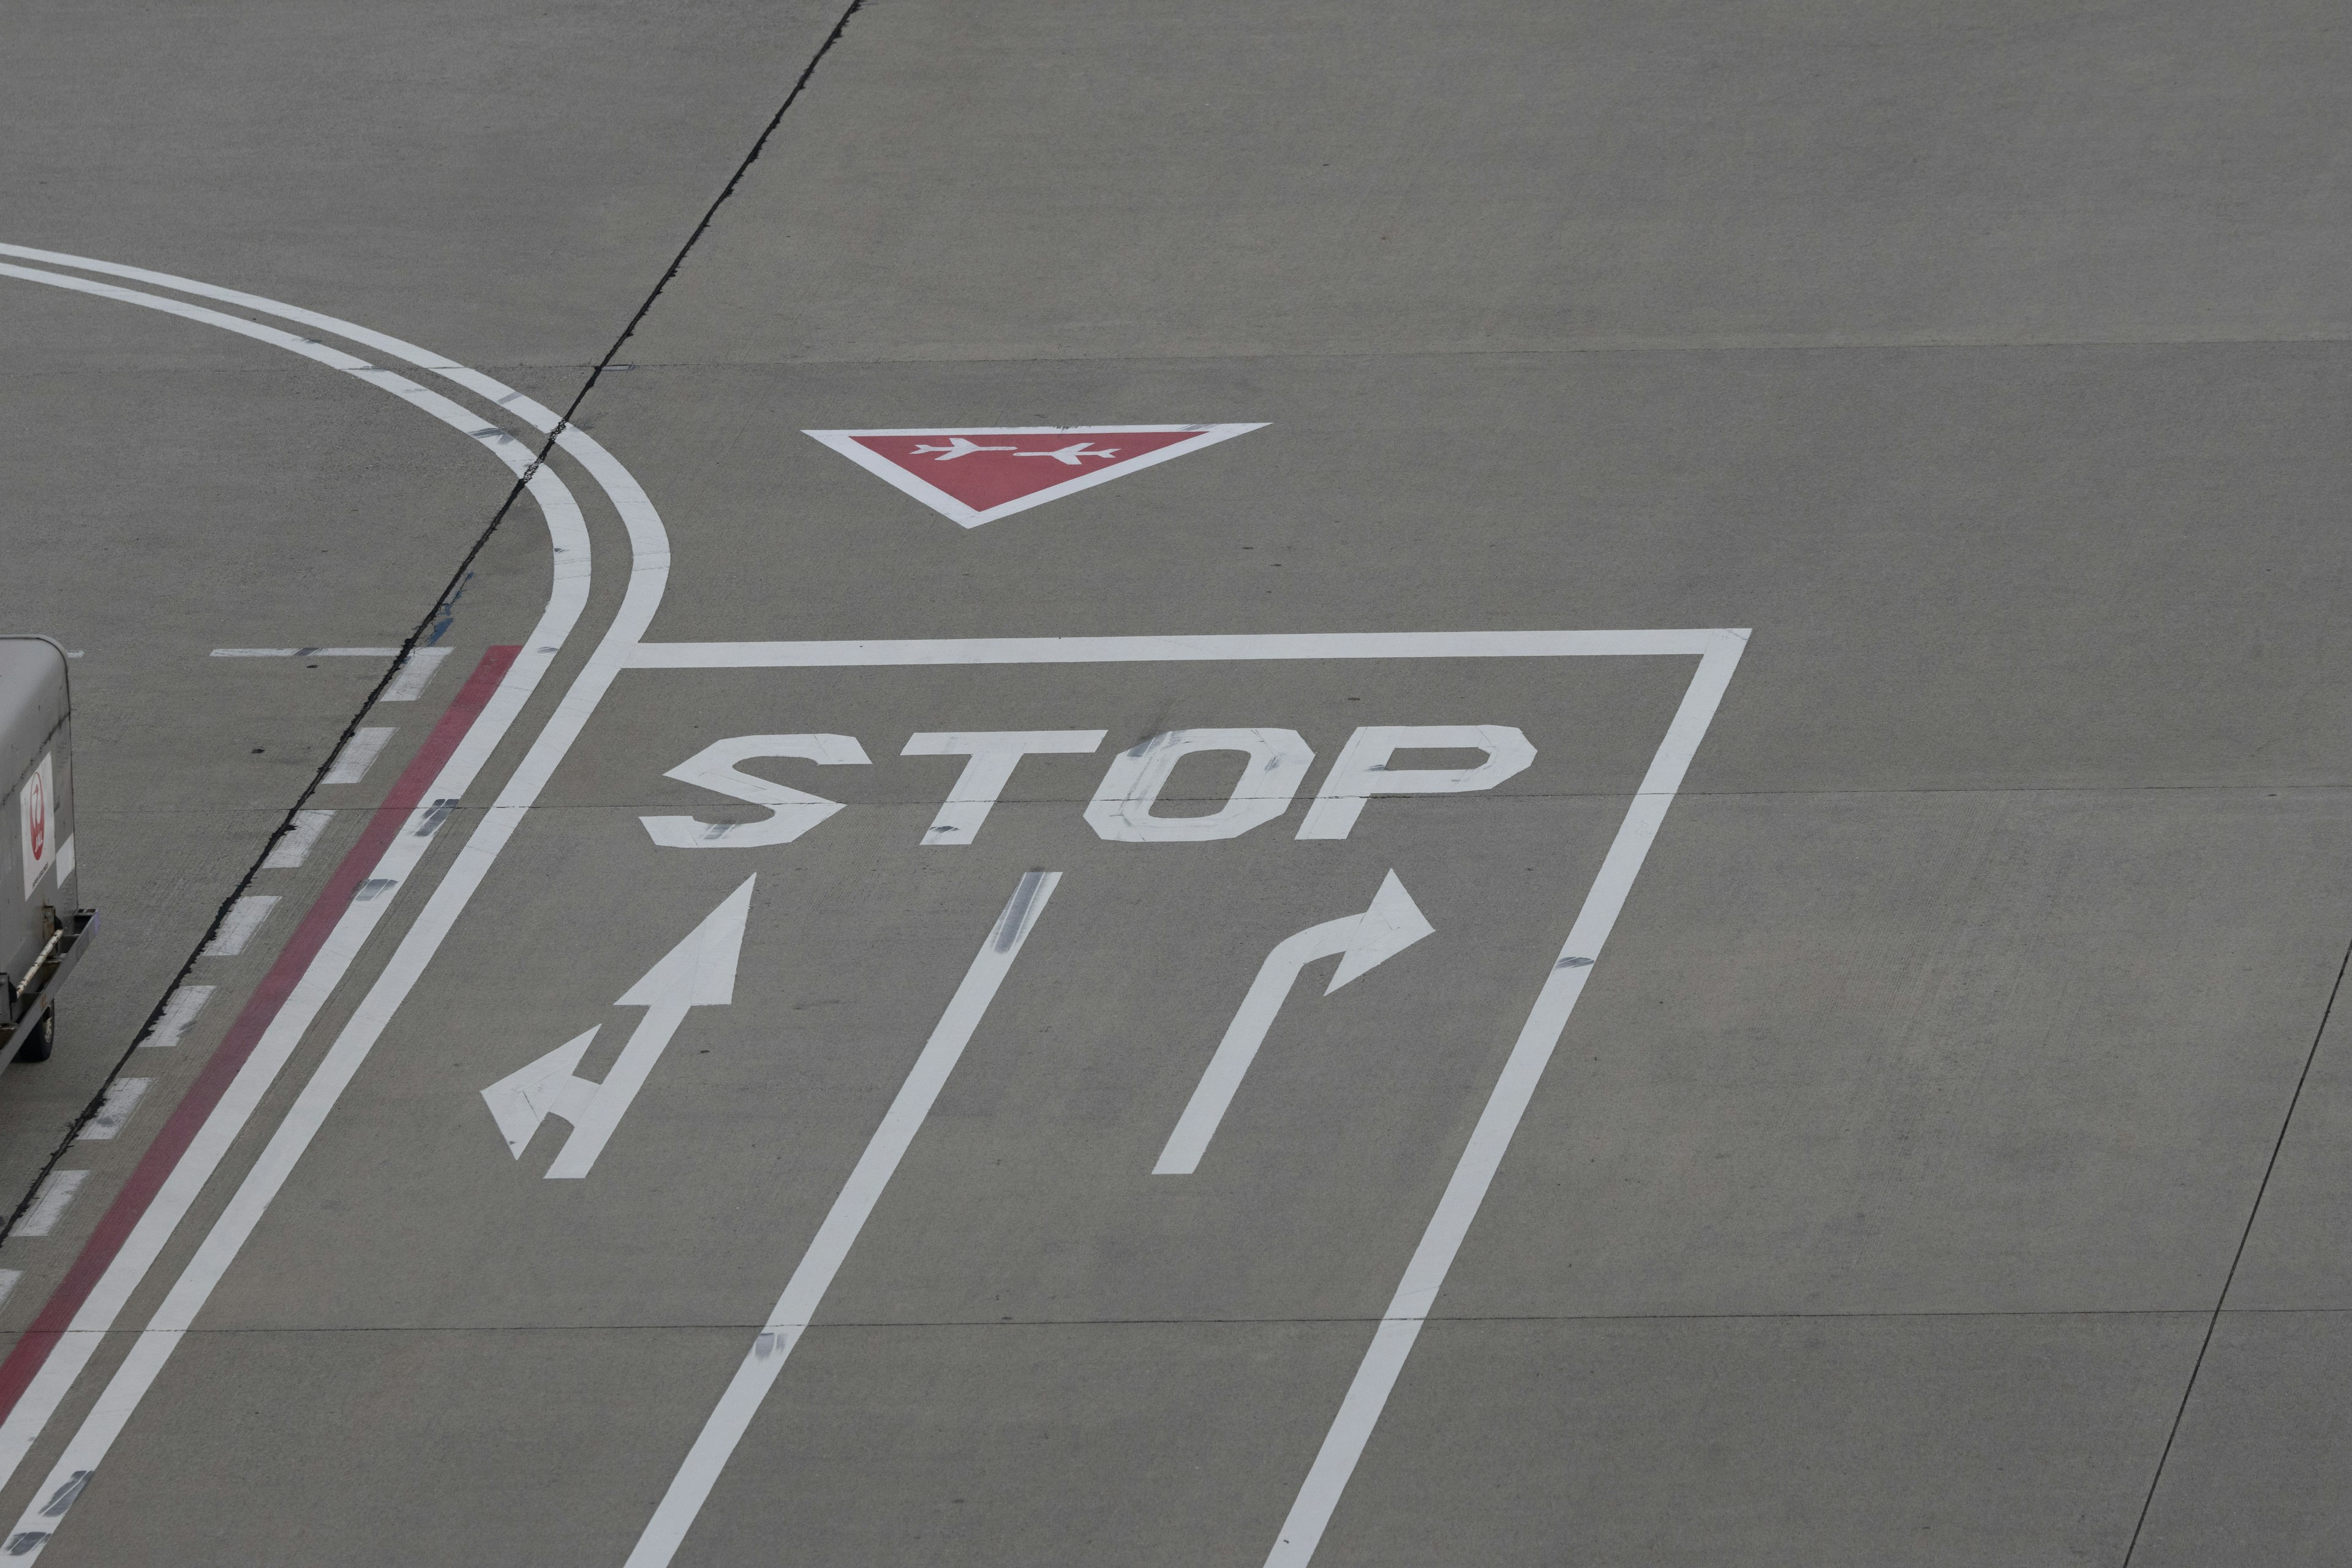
[629,628,1723,669]
[260,810,334,870]
[199,897,279,958]
[75,1082,150,1143]
[136,987,214,1050]
[209,647,398,658]
[323,728,396,785]
[0,1273,18,1313]
[1261,629,1746,1568]
[13,1175,88,1240]
[379,647,451,702]
[624,870,1061,1568]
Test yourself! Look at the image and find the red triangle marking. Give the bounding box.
[846,431,1202,513]
[805,424,1265,528]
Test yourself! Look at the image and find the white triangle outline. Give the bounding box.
[804,423,1267,529]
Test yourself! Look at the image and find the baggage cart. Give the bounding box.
[0,638,96,1066]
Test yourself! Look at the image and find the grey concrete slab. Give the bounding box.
[2225,993,2352,1309]
[7,0,2351,1561]
[574,344,2352,794]
[2128,1310,2352,1567]
[1333,1314,2199,1568]
[32,657,2309,1556]
[58,1314,2198,1564]
[1446,787,2352,1317]
[36,1325,745,1568]
[686,1321,1365,1567]
[633,0,2352,366]
[5,0,845,366]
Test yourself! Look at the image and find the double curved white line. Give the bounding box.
[0,243,669,1559]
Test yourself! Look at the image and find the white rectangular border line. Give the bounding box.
[628,628,1727,669]
[805,424,1265,529]
[617,625,1747,1567]
[1265,625,1744,1566]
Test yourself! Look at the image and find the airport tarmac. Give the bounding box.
[3,3,2351,1562]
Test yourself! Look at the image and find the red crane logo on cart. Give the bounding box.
[18,752,53,898]
[805,424,1265,529]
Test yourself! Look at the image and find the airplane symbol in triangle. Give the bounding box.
[805,423,1265,528]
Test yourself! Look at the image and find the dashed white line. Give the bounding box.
[323,728,395,785]
[14,1175,88,1240]
[379,647,451,702]
[76,1082,150,1143]
[137,987,214,1049]
[0,246,612,1550]
[0,1273,18,1313]
[200,897,279,958]
[261,810,334,870]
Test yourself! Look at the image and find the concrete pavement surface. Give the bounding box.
[2,2,2349,1563]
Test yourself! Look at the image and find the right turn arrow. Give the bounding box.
[1154,870,1434,1175]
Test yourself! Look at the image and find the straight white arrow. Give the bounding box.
[1154,870,1434,1175]
[483,875,755,1178]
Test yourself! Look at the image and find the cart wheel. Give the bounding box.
[17,1008,53,1063]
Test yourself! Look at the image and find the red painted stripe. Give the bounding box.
[0,645,519,1423]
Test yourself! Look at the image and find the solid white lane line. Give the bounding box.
[199,897,279,959]
[0,254,669,1556]
[135,987,214,1050]
[0,258,598,1526]
[625,872,1061,1568]
[379,647,452,701]
[209,647,399,658]
[631,629,1724,668]
[0,1275,18,1314]
[1261,628,1746,1568]
[75,1082,150,1143]
[260,811,334,870]
[323,728,396,785]
[12,1177,87,1240]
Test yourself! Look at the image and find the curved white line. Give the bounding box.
[0,260,575,505]
[0,257,593,1496]
[0,250,671,1559]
